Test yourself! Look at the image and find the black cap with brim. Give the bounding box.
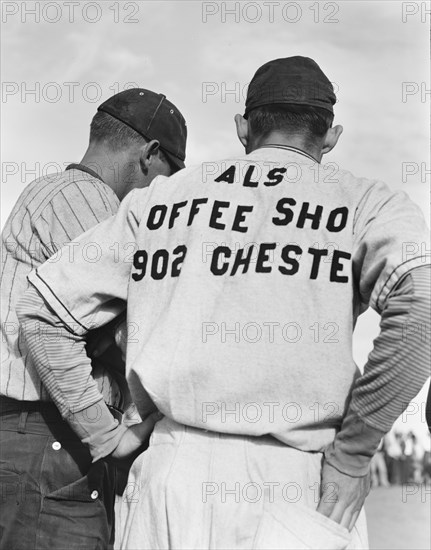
[98,88,187,171]
[245,56,336,118]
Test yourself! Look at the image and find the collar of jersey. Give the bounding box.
[251,144,319,164]
[66,163,104,183]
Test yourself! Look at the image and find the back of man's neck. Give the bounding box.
[250,133,322,162]
[79,147,118,195]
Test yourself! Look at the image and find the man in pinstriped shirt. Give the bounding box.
[0,88,187,549]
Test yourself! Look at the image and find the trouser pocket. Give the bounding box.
[253,503,351,550]
[36,460,110,550]
[35,435,113,550]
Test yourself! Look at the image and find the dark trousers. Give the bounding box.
[0,397,115,550]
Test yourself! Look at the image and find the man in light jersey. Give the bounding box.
[17,57,430,549]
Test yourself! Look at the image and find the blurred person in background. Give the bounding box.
[384,431,403,485]
[402,432,414,483]
[411,432,425,484]
[370,440,389,488]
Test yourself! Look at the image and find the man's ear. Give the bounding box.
[321,124,343,156]
[139,139,160,173]
[234,114,249,149]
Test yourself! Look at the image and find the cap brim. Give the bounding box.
[162,149,185,174]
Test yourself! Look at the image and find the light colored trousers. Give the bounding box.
[115,418,368,550]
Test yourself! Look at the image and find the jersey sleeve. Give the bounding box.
[27,187,145,335]
[16,284,127,461]
[352,181,430,313]
[324,265,430,476]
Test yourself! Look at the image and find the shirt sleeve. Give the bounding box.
[16,285,127,462]
[16,188,147,458]
[324,265,431,476]
[352,181,430,313]
[27,188,145,334]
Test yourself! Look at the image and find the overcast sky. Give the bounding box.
[1,0,430,434]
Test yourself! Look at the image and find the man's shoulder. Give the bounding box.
[20,169,116,212]
[326,166,388,198]
[334,168,400,209]
[17,169,93,201]
[2,169,118,237]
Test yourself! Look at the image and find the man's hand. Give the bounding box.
[316,460,371,531]
[114,319,128,361]
[86,327,115,358]
[110,410,163,461]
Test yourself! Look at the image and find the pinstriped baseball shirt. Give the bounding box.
[0,165,120,402]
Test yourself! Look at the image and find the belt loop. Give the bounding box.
[17,411,29,433]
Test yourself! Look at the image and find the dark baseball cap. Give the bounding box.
[244,56,336,118]
[98,88,187,172]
